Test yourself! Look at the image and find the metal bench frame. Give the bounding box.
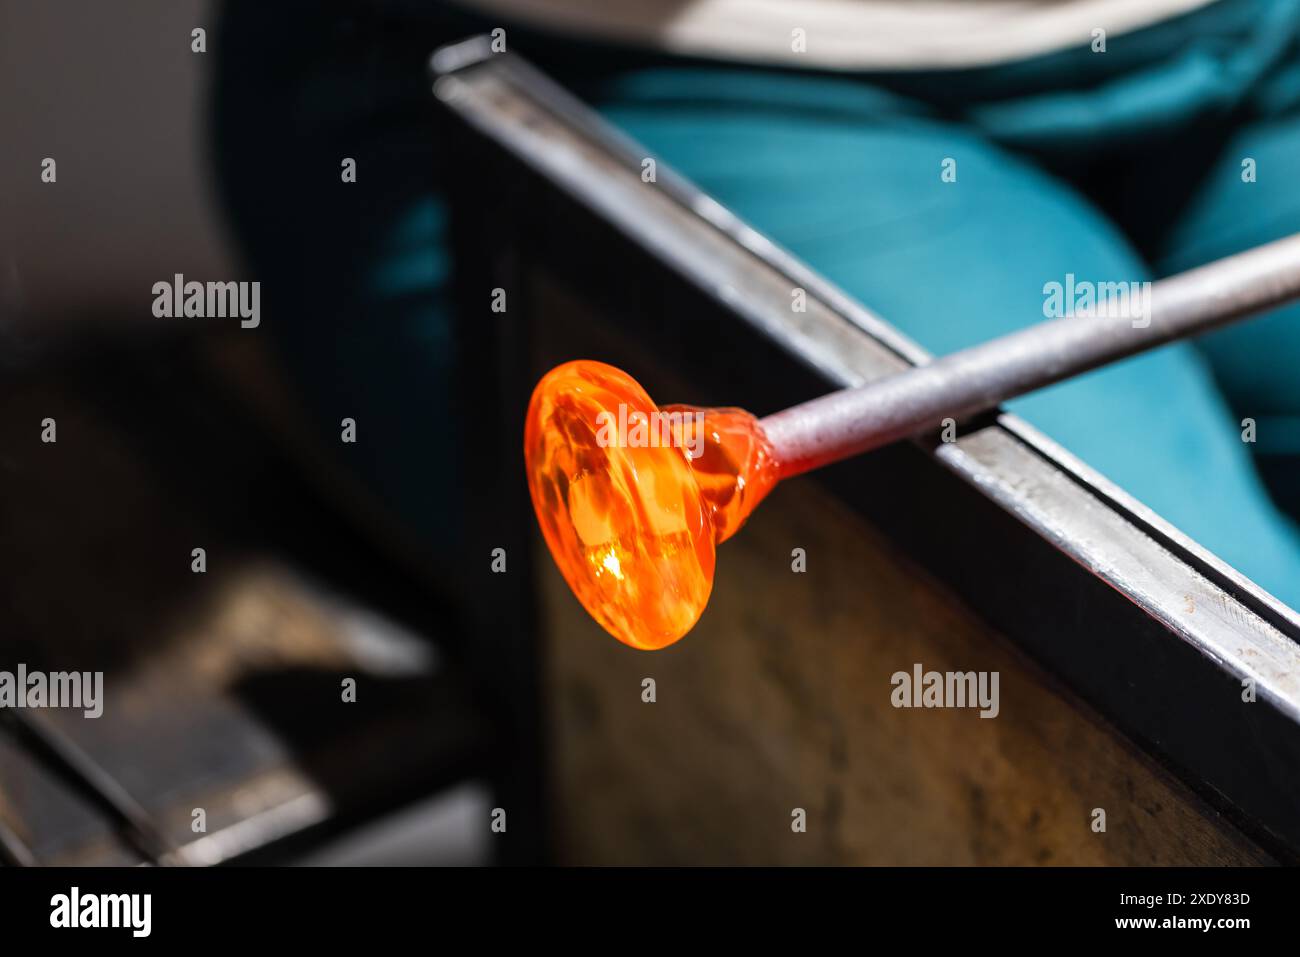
[434,37,1300,860]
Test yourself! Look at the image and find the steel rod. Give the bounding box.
[761,232,1300,478]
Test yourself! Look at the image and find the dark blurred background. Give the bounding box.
[1,1,501,866]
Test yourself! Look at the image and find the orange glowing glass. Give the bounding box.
[524,360,778,650]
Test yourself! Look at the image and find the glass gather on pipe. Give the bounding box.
[524,360,779,649]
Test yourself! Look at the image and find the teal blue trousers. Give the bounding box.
[214,0,1300,606]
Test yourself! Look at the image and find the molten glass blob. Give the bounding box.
[524,360,779,650]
